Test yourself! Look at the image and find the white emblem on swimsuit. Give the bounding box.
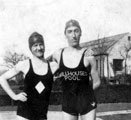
[35,81,45,94]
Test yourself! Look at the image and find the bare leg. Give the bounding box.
[17,115,29,120]
[62,112,78,120]
[80,109,96,120]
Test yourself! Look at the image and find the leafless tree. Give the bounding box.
[119,44,131,74]
[2,50,29,69]
[0,49,29,85]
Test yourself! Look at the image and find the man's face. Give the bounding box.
[65,26,81,47]
[31,42,45,58]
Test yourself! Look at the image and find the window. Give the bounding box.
[113,59,123,71]
[128,36,131,41]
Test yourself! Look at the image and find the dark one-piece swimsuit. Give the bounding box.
[58,49,97,116]
[17,59,53,120]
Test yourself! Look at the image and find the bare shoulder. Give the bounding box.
[0,59,30,80]
[85,54,95,61]
[52,48,63,63]
[53,48,63,57]
[15,59,30,74]
[84,48,94,57]
[84,52,96,67]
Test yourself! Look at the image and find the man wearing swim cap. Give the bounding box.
[52,19,101,120]
[0,32,58,120]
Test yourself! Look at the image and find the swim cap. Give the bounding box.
[28,32,44,50]
[64,19,81,34]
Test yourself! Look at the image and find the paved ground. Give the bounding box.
[0,103,131,120]
[1,110,131,120]
[0,111,106,120]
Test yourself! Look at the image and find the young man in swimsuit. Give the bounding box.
[0,32,58,120]
[52,20,101,120]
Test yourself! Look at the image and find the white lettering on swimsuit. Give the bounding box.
[59,71,88,81]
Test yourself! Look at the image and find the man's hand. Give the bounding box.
[84,48,94,57]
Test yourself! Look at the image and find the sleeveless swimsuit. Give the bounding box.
[59,49,97,116]
[17,59,53,120]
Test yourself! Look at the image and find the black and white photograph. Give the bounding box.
[0,0,131,120]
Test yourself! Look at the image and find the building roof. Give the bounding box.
[80,32,130,55]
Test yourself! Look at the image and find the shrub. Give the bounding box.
[107,74,131,85]
[95,84,131,103]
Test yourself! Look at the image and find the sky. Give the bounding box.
[0,0,131,66]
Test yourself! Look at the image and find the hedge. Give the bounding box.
[0,80,131,106]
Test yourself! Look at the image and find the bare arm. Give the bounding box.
[88,56,101,90]
[0,60,29,101]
